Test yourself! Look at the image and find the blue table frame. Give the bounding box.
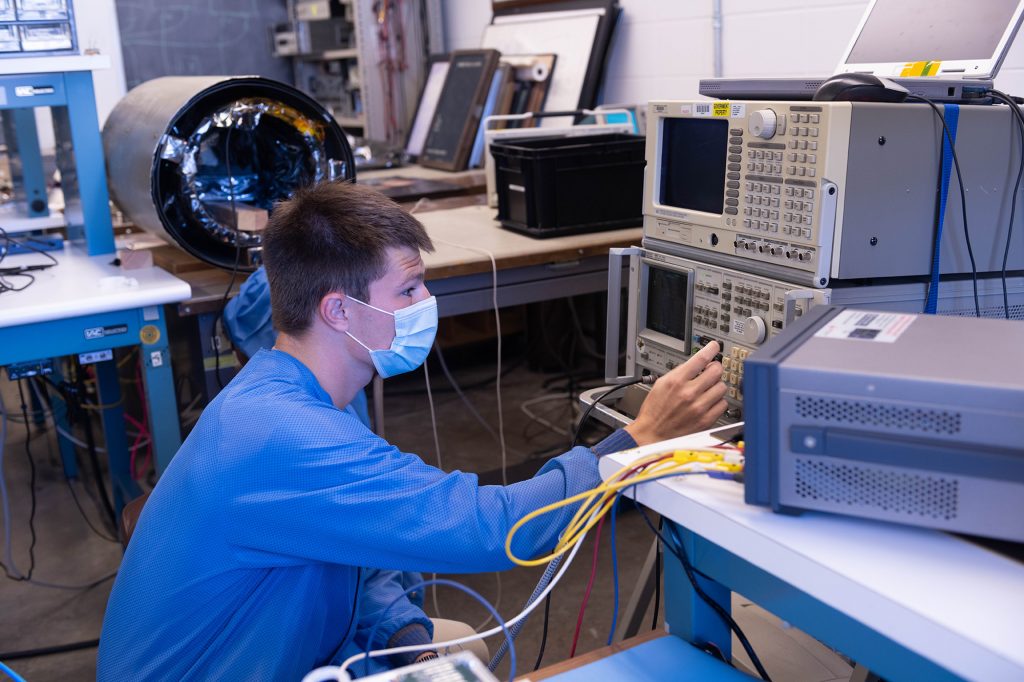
[0,59,184,511]
[599,432,1024,681]
[662,524,958,681]
[0,303,179,510]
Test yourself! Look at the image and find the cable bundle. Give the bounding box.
[505,446,744,568]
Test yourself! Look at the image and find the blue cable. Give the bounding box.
[362,577,515,681]
[925,103,960,314]
[605,472,718,645]
[0,661,27,682]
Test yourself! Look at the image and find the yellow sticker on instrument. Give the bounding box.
[900,60,941,77]
[140,324,161,345]
[712,102,731,117]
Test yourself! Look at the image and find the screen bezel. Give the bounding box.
[836,0,1024,79]
[637,257,693,357]
[649,112,729,220]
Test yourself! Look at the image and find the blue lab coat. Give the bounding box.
[97,348,635,680]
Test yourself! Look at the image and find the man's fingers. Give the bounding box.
[687,360,725,393]
[672,341,720,381]
[691,379,728,412]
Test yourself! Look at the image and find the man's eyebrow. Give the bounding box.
[399,269,425,286]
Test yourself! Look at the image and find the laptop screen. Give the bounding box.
[839,0,1024,78]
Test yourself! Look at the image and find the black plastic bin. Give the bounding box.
[491,133,646,238]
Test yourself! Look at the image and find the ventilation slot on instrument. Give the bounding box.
[794,396,961,435]
[794,457,958,520]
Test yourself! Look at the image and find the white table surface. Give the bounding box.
[416,204,641,275]
[600,430,1024,682]
[0,245,191,328]
[0,54,110,75]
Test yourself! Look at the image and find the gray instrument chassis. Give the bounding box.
[744,306,1024,542]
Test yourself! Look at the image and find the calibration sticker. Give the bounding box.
[814,310,915,343]
[687,102,745,118]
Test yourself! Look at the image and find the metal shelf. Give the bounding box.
[297,47,358,61]
[335,115,364,128]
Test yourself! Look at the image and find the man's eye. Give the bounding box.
[403,288,415,297]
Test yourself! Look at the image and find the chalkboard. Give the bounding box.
[115,0,292,90]
[420,49,500,172]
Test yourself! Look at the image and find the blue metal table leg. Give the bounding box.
[662,522,732,659]
[4,108,48,217]
[138,309,181,475]
[59,70,113,255]
[93,359,139,514]
[43,364,78,479]
[663,522,960,681]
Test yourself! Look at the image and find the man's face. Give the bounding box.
[348,245,430,353]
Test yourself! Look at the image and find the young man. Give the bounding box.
[98,182,727,680]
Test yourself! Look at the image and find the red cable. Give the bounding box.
[569,514,605,658]
[132,358,154,478]
[566,456,671,657]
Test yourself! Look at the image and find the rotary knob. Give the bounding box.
[742,316,767,344]
[748,109,778,139]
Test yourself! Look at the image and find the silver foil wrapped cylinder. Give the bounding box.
[103,76,355,270]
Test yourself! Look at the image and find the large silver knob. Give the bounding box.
[749,109,778,139]
[742,315,767,344]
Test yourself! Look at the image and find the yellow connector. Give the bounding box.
[671,449,725,464]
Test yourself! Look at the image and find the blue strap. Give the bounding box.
[925,103,960,314]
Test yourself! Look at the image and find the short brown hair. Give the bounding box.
[262,181,434,335]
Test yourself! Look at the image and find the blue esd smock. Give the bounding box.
[97,348,635,680]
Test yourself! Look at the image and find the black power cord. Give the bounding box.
[635,506,772,681]
[0,226,59,295]
[651,531,661,630]
[14,380,37,581]
[570,377,649,449]
[0,638,99,662]
[904,94,980,317]
[72,365,117,531]
[532,593,552,671]
[985,89,1024,319]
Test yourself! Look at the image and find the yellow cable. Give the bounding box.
[505,449,743,567]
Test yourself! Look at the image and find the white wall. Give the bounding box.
[442,0,1024,105]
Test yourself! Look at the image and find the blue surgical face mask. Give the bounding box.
[345,295,438,378]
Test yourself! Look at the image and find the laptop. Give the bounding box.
[700,0,1024,102]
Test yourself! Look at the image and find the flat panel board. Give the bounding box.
[482,10,601,128]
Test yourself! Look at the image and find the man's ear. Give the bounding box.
[319,292,350,333]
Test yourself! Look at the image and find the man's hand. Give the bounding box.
[623,341,728,446]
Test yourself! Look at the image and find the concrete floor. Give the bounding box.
[0,343,852,681]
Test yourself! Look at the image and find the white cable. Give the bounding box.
[430,237,507,485]
[412,203,509,635]
[520,393,573,438]
[422,361,445,621]
[332,526,590,678]
[434,344,504,450]
[423,361,442,471]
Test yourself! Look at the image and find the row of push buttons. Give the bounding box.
[742,219,778,232]
[723,129,744,215]
[723,346,751,400]
[745,182,781,196]
[790,113,820,124]
[783,185,815,240]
